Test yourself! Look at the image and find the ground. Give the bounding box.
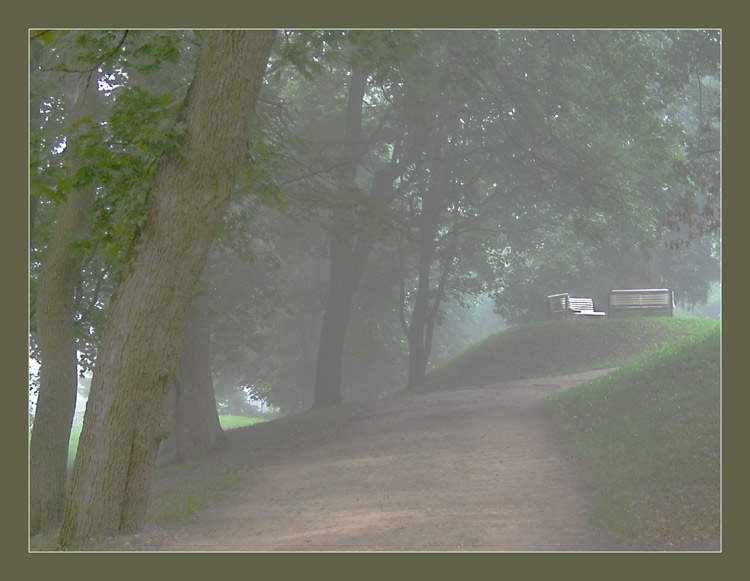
[107,369,714,552]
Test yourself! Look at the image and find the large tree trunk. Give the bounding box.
[157,285,225,468]
[57,30,276,549]
[403,193,460,390]
[312,69,368,408]
[314,233,368,407]
[30,54,100,535]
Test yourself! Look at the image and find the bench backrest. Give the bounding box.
[547,294,602,319]
[547,293,569,314]
[568,297,596,312]
[609,289,674,308]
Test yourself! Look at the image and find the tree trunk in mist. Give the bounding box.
[29,59,99,535]
[405,193,442,389]
[312,64,420,408]
[406,240,454,389]
[57,30,276,549]
[313,69,368,408]
[156,288,225,468]
[646,245,661,287]
[314,233,369,407]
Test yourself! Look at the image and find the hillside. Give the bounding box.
[34,316,720,551]
[415,317,718,393]
[546,322,720,548]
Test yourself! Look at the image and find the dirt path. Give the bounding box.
[120,369,637,552]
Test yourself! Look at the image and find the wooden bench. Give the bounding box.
[608,289,675,318]
[547,293,606,320]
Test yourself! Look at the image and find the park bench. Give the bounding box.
[547,293,606,320]
[608,288,675,318]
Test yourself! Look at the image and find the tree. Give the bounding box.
[29,37,102,535]
[487,30,721,321]
[312,66,369,408]
[156,275,226,468]
[311,32,422,408]
[30,30,200,535]
[659,31,721,301]
[57,30,276,548]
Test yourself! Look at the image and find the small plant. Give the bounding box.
[148,473,244,525]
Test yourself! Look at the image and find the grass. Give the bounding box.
[34,316,719,551]
[66,414,266,469]
[416,317,717,393]
[33,416,267,551]
[147,471,245,526]
[545,322,720,548]
[216,414,267,430]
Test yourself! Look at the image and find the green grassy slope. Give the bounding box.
[546,322,720,548]
[415,317,717,393]
[418,316,720,548]
[42,317,718,551]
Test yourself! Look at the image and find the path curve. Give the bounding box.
[124,368,633,552]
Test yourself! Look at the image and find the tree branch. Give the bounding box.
[42,31,129,74]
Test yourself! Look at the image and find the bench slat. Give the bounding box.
[607,289,674,317]
[609,290,673,308]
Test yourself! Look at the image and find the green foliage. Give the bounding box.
[271,30,346,79]
[32,30,56,48]
[85,86,186,259]
[209,29,720,409]
[546,324,719,547]
[29,30,196,374]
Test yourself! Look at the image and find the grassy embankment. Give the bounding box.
[417,316,717,391]
[545,321,720,548]
[420,316,720,548]
[36,317,719,550]
[31,415,268,549]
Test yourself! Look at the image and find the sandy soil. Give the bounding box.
[113,369,670,552]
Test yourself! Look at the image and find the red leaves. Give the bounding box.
[662,199,720,250]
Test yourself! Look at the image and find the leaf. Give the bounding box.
[32,30,56,48]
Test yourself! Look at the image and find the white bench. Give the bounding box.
[608,289,675,317]
[547,293,606,320]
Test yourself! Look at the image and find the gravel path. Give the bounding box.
[117,369,637,552]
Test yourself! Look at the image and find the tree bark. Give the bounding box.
[30,55,100,535]
[408,216,457,388]
[646,245,661,287]
[405,191,442,388]
[402,181,461,390]
[57,30,276,548]
[312,69,368,408]
[156,284,225,468]
[314,232,368,407]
